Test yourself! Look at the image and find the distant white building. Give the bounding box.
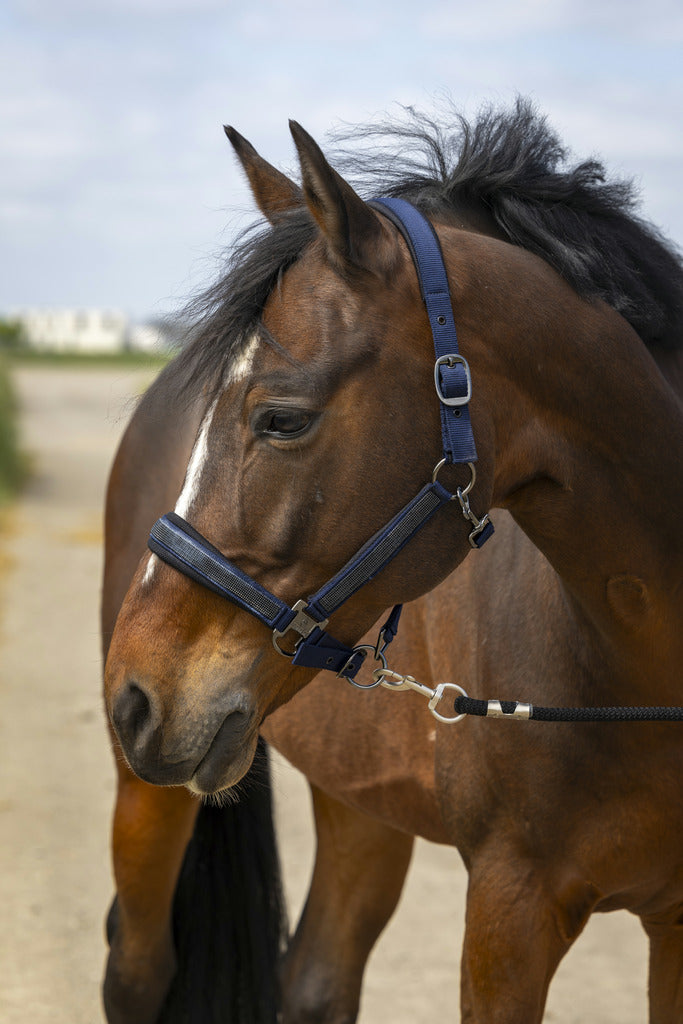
[17,308,128,353]
[12,308,180,355]
[128,322,169,353]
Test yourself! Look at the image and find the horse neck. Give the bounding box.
[489,299,683,690]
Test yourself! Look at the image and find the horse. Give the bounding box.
[101,99,683,1024]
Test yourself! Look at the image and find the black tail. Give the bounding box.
[159,739,288,1023]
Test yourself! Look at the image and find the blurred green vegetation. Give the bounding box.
[0,318,25,353]
[7,349,171,369]
[0,317,171,504]
[0,354,25,503]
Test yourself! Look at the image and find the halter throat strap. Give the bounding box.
[147,197,493,681]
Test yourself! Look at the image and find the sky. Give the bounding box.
[1,0,681,321]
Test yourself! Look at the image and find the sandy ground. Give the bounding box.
[0,365,651,1023]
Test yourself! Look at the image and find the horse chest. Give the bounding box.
[263,675,450,844]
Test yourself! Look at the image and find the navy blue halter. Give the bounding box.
[148,198,493,682]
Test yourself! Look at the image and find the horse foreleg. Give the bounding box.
[642,916,683,1023]
[461,850,597,1024]
[281,784,414,1024]
[103,761,198,1024]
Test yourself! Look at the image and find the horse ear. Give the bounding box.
[288,120,387,274]
[224,125,303,225]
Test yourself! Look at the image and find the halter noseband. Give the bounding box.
[148,198,493,682]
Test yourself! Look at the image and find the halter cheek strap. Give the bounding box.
[370,198,478,464]
[147,198,493,682]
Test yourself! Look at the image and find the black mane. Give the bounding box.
[178,98,683,393]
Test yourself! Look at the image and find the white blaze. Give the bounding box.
[142,552,158,587]
[143,332,260,587]
[175,332,260,519]
[173,395,219,519]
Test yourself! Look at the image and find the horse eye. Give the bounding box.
[264,409,313,438]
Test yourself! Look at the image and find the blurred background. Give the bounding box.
[0,2,680,1022]
[1,0,681,327]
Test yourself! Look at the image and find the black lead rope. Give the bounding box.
[453,696,683,723]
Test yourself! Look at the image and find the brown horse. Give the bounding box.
[101,100,683,1023]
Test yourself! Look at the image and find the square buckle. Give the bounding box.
[272,599,328,656]
[434,354,472,407]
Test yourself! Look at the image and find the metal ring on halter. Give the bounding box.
[431,458,477,498]
[344,645,388,690]
[428,682,469,724]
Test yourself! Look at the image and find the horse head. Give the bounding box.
[104,123,495,794]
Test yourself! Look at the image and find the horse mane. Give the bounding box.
[177,98,683,395]
[337,97,683,351]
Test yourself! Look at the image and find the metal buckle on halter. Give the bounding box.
[272,599,328,656]
[434,354,472,407]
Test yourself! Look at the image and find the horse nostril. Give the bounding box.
[112,681,153,748]
[127,683,152,730]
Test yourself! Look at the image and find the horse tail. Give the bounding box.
[159,738,288,1023]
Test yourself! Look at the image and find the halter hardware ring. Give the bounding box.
[432,459,476,498]
[344,645,387,690]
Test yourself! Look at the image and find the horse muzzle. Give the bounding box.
[110,676,258,792]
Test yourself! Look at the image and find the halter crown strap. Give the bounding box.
[370,197,477,464]
[147,197,492,682]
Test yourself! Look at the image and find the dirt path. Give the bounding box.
[0,366,649,1023]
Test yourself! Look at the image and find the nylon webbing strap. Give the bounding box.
[149,513,294,631]
[307,481,452,619]
[149,479,450,664]
[148,514,408,681]
[371,197,477,464]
